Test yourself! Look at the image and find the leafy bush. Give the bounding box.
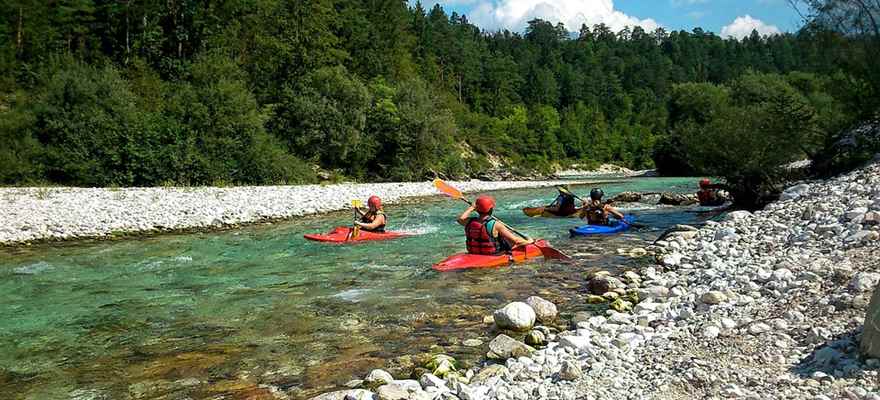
[27,59,154,186]
[676,73,820,208]
[0,106,43,184]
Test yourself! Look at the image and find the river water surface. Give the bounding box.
[0,177,716,399]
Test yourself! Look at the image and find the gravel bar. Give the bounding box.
[0,179,594,245]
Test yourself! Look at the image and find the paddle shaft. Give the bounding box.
[456,197,533,244]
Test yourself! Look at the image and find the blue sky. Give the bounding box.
[420,0,807,39]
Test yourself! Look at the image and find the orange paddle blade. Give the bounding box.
[433,179,463,200]
[535,242,571,261]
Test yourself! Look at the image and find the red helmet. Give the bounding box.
[699,179,711,188]
[368,195,382,209]
[474,195,495,214]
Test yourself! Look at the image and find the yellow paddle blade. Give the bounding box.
[351,199,363,208]
[557,185,574,196]
[433,179,462,200]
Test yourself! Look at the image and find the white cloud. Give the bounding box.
[720,15,781,39]
[465,0,660,33]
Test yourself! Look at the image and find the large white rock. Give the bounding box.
[661,253,683,267]
[851,273,880,293]
[725,210,753,221]
[781,183,811,201]
[525,296,558,323]
[493,302,536,331]
[863,285,880,358]
[558,335,591,352]
[365,369,394,387]
[308,389,375,400]
[487,334,534,359]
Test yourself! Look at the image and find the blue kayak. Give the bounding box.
[570,216,635,237]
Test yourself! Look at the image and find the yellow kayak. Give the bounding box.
[522,207,582,218]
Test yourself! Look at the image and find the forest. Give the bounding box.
[0,0,877,194]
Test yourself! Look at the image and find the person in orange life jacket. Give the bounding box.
[580,188,625,226]
[697,179,726,207]
[544,187,578,216]
[354,196,387,233]
[457,195,533,255]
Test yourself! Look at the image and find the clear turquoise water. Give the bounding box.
[0,178,712,399]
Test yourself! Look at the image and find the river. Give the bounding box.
[0,177,715,399]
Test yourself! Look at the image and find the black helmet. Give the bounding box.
[590,188,604,200]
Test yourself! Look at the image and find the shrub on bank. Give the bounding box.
[668,73,822,208]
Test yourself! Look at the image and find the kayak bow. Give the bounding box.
[433,239,548,272]
[569,215,635,237]
[304,226,409,243]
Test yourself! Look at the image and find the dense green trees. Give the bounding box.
[0,0,871,187]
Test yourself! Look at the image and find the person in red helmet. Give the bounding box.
[354,195,387,232]
[457,195,532,255]
[696,179,726,207]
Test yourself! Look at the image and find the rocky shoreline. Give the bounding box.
[0,179,597,246]
[311,160,880,400]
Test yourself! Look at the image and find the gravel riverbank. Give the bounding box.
[0,179,594,246]
[313,160,880,400]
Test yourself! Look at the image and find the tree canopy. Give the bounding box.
[0,1,871,187]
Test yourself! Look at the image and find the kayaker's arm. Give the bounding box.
[457,205,476,226]
[605,204,625,221]
[496,222,533,248]
[355,214,385,229]
[353,207,367,217]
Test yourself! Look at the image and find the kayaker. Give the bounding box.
[580,188,625,225]
[697,179,726,206]
[544,187,578,216]
[354,195,387,233]
[458,195,532,255]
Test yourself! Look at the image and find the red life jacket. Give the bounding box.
[697,189,714,204]
[465,217,508,255]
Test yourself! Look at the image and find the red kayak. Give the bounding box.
[433,240,548,272]
[304,226,409,243]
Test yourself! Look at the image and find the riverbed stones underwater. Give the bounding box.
[307,159,880,400]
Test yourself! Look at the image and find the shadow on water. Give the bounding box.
[0,177,722,399]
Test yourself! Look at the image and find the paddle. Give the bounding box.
[347,199,363,241]
[556,185,585,203]
[432,179,571,261]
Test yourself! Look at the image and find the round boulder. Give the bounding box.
[525,296,558,323]
[588,276,625,295]
[494,302,536,331]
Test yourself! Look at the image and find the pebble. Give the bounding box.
[700,291,728,305]
[558,361,582,381]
